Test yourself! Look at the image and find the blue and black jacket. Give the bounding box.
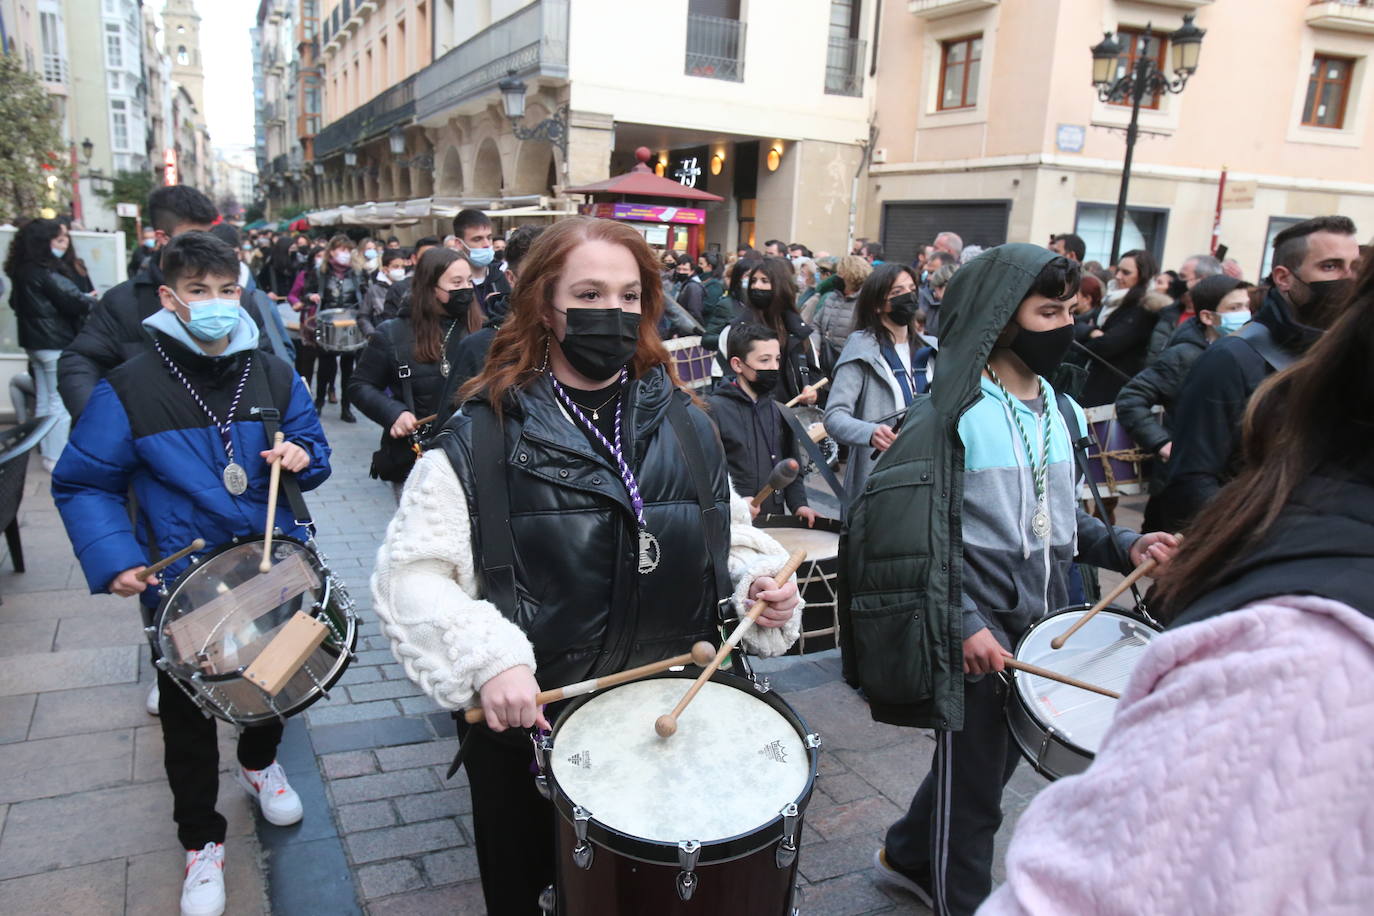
[52,310,331,608]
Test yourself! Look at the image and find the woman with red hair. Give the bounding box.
[370,216,803,913]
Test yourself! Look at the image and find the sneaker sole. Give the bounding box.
[872,848,934,908]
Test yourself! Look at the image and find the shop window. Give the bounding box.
[938,35,981,111]
[1302,55,1354,130]
[1074,203,1168,266]
[1110,28,1166,110]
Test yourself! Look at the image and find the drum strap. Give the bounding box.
[1056,393,1142,609]
[778,404,849,514]
[665,394,733,612]
[468,403,519,616]
[248,364,314,529]
[1235,322,1296,373]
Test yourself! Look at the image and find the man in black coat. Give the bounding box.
[58,186,277,418]
[1154,216,1359,529]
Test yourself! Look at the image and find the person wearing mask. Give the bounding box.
[932,231,964,260]
[1077,248,1162,408]
[129,226,158,277]
[361,249,408,338]
[917,250,956,333]
[4,219,96,468]
[727,258,821,405]
[356,238,382,275]
[210,223,294,366]
[670,252,705,323]
[382,236,442,321]
[979,255,1374,916]
[51,231,329,916]
[824,264,935,497]
[863,241,885,265]
[707,323,817,524]
[794,257,820,312]
[58,185,275,419]
[1148,254,1223,364]
[491,235,507,272]
[1156,215,1360,529]
[452,224,545,387]
[696,250,726,315]
[702,255,759,353]
[813,254,872,372]
[452,208,510,320]
[350,248,479,492]
[1116,275,1251,532]
[301,234,367,422]
[370,216,801,915]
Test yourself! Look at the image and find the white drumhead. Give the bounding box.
[550,679,809,844]
[1016,610,1155,755]
[764,527,839,562]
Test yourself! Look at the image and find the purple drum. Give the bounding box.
[666,336,714,391]
[1078,405,1152,499]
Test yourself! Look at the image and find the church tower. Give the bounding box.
[161,0,206,127]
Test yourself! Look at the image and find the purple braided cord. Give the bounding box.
[547,373,644,527]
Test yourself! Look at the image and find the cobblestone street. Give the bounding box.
[0,405,1147,914]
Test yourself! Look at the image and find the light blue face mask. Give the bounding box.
[50,247,66,260]
[1215,309,1251,336]
[172,291,241,342]
[467,245,495,268]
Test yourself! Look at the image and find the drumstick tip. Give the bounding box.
[654,714,677,738]
[689,642,715,666]
[258,559,272,574]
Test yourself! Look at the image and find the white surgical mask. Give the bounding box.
[387,268,406,283]
[332,250,352,266]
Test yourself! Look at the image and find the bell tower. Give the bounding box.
[162,0,206,127]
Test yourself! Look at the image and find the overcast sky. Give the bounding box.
[195,0,257,155]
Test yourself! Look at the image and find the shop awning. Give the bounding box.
[564,148,723,202]
[303,195,576,228]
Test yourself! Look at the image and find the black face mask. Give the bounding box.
[557,307,641,381]
[748,287,773,309]
[1290,275,1355,330]
[887,292,919,325]
[746,367,780,395]
[441,287,473,319]
[1007,322,1075,378]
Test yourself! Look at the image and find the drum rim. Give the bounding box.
[544,670,819,866]
[754,514,843,536]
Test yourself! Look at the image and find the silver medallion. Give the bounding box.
[1031,505,1051,540]
[440,358,451,378]
[222,461,249,496]
[638,529,661,575]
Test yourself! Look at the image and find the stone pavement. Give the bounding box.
[0,400,1141,915]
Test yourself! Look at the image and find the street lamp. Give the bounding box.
[344,149,357,168]
[388,125,406,158]
[1090,14,1206,265]
[498,69,569,170]
[80,137,94,165]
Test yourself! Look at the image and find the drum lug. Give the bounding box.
[775,802,800,869]
[804,733,822,750]
[676,840,701,902]
[753,676,772,695]
[571,806,594,870]
[532,734,552,774]
[1037,725,1057,765]
[533,775,551,801]
[537,885,556,914]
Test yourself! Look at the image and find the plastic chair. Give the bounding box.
[0,415,59,583]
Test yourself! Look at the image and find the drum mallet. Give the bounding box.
[1000,653,1120,699]
[807,422,829,444]
[752,459,801,509]
[260,432,286,573]
[137,538,206,583]
[784,377,829,408]
[463,642,716,725]
[1051,533,1184,650]
[656,548,807,738]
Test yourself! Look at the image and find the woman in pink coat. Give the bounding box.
[979,256,1374,915]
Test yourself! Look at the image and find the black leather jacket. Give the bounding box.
[8,263,92,350]
[348,314,469,429]
[435,367,730,688]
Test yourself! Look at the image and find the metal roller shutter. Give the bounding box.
[880,199,1012,264]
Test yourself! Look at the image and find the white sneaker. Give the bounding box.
[146,682,160,716]
[181,842,225,916]
[236,761,304,826]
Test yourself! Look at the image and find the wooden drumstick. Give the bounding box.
[137,538,206,582]
[752,458,801,509]
[1001,653,1120,699]
[1051,533,1183,650]
[414,413,438,426]
[464,641,715,725]
[784,377,829,408]
[656,548,807,738]
[259,432,285,573]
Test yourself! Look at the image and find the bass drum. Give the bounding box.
[755,515,841,655]
[1006,604,1158,780]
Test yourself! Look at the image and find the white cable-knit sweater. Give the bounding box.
[371,447,804,710]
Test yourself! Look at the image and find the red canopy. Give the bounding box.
[564,147,723,202]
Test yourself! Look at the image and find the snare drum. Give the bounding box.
[316,308,368,353]
[756,516,841,655]
[791,405,839,468]
[540,671,819,915]
[1078,404,1152,499]
[1006,605,1158,780]
[666,335,714,392]
[153,536,357,726]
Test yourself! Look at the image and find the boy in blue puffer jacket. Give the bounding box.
[52,231,330,916]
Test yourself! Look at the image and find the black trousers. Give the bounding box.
[315,352,354,407]
[158,667,283,850]
[884,673,1023,916]
[454,719,556,916]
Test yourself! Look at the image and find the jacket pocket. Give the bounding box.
[847,593,932,706]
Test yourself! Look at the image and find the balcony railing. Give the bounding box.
[314,72,417,158]
[685,13,745,82]
[415,0,568,122]
[825,36,865,96]
[1307,0,1374,32]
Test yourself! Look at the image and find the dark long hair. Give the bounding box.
[1153,255,1374,618]
[1118,248,1159,311]
[854,263,921,348]
[728,257,759,304]
[747,256,798,343]
[410,247,477,364]
[3,218,68,280]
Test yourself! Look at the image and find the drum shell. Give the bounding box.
[755,515,841,655]
[1079,405,1152,498]
[316,308,367,353]
[665,336,714,392]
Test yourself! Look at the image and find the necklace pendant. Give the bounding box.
[591,409,600,421]
[638,529,661,575]
[222,462,249,496]
[440,358,451,378]
[1031,505,1051,540]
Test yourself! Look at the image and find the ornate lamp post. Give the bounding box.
[498,69,569,172]
[1091,14,1205,264]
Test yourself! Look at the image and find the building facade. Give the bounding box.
[863,0,1374,276]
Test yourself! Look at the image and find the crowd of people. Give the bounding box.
[3,180,1371,916]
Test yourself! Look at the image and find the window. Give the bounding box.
[40,10,65,83]
[1303,55,1354,129]
[1259,217,1304,279]
[108,70,121,91]
[177,45,188,65]
[111,99,129,150]
[1111,28,1166,110]
[938,35,981,111]
[1074,203,1169,265]
[105,23,123,69]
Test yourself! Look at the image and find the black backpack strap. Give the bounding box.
[1235,322,1295,372]
[665,393,733,615]
[247,357,313,529]
[463,403,518,616]
[383,321,417,416]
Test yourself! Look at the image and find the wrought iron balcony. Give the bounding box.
[685,13,745,83]
[825,36,865,96]
[314,73,417,159]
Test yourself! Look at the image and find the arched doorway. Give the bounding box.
[437,147,463,196]
[471,138,504,199]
